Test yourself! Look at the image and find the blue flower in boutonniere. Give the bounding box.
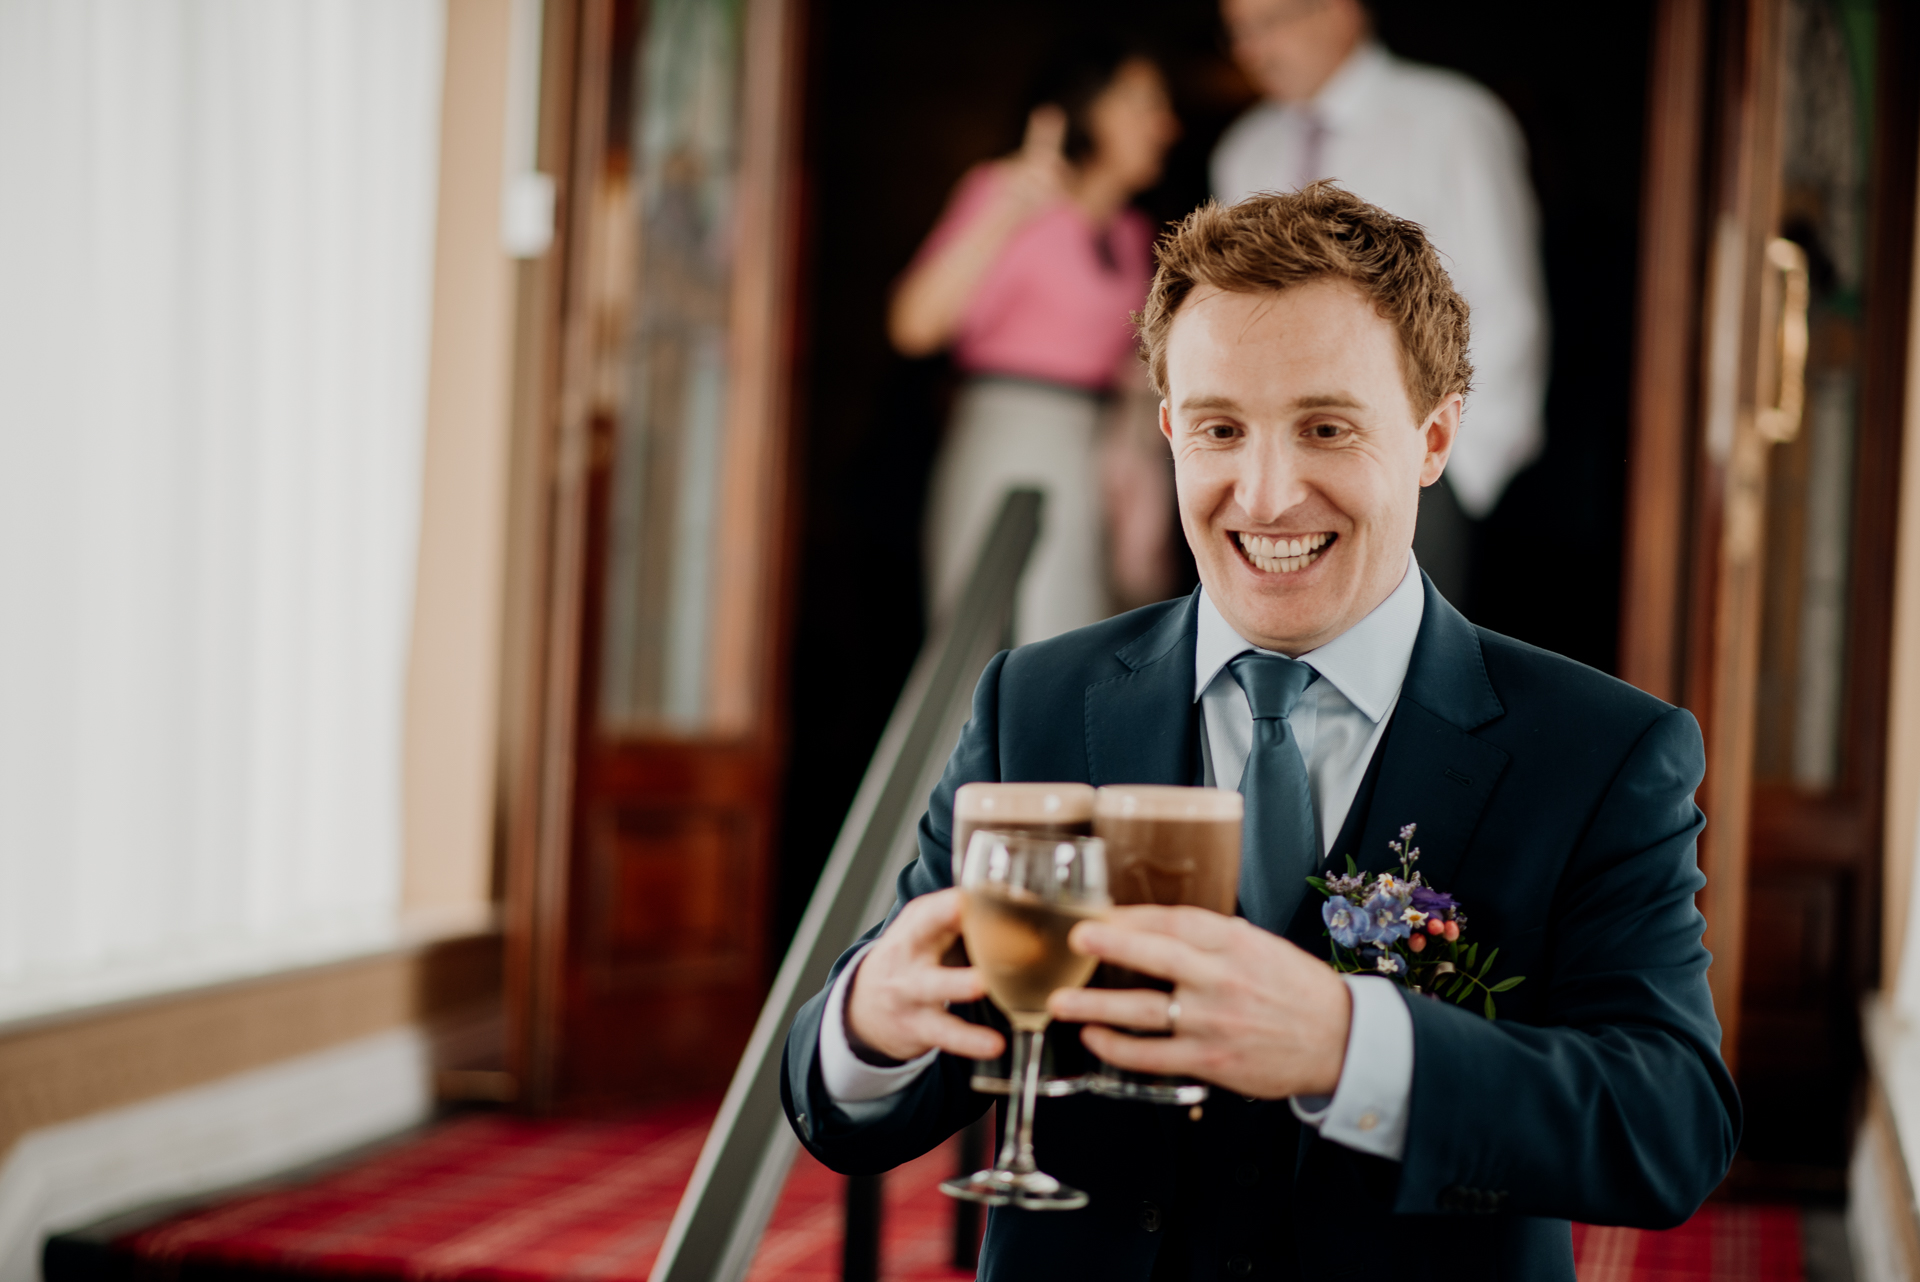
[1361,889,1412,944]
[1303,823,1525,1020]
[1323,896,1367,949]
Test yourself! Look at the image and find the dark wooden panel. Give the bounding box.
[1749,785,1871,868]
[1735,861,1860,1179]
[589,803,756,982]
[561,744,778,1104]
[1741,869,1839,1009]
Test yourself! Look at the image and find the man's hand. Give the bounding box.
[1048,905,1351,1099]
[845,889,1006,1064]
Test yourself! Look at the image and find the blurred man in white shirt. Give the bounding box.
[1213,0,1548,607]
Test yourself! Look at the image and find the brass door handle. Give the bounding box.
[1757,237,1810,443]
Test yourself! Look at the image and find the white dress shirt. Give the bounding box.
[819,556,1427,1159]
[1213,42,1548,517]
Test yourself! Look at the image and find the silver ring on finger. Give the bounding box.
[1165,996,1181,1036]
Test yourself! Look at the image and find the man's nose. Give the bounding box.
[1235,435,1310,522]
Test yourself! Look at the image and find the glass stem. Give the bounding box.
[995,1024,1045,1176]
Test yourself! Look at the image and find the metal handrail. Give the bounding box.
[648,488,1044,1282]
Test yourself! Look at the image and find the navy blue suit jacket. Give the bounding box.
[781,580,1739,1281]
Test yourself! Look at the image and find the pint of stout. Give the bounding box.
[950,782,1095,1096]
[1094,785,1242,915]
[1089,784,1243,1105]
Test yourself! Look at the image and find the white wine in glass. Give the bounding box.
[940,829,1108,1212]
[964,884,1104,1025]
[949,782,1097,1097]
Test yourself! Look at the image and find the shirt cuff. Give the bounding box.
[818,943,940,1109]
[1289,974,1413,1161]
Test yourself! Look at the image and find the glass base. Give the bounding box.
[969,1022,1093,1097]
[969,1071,1087,1097]
[939,1167,1089,1211]
[1087,1065,1209,1106]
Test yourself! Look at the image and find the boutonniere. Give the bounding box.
[1306,824,1525,1020]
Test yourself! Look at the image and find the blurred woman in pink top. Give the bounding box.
[891,37,1180,643]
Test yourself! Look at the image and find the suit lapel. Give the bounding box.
[1084,591,1200,787]
[1350,575,1509,901]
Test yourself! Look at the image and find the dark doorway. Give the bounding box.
[774,0,1658,952]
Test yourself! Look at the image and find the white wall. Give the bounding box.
[0,1028,432,1282]
[0,0,445,1023]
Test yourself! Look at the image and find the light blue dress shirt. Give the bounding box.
[1194,553,1423,1161]
[819,555,1425,1158]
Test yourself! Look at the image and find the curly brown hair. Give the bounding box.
[1136,182,1473,417]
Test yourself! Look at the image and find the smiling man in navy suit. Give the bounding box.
[781,183,1738,1281]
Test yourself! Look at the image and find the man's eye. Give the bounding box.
[1204,422,1239,440]
[1309,422,1344,439]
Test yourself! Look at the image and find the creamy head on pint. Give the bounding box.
[1092,784,1243,823]
[951,782,1096,883]
[955,781,1097,823]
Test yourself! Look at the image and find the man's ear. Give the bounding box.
[1418,392,1463,487]
[1159,399,1174,445]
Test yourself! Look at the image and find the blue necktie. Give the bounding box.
[1229,653,1319,934]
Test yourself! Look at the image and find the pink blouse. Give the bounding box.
[914,163,1154,391]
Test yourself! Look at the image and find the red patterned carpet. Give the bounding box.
[1571,1211,1803,1282]
[58,1101,1800,1282]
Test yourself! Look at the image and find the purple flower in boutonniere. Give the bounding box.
[1303,823,1525,1020]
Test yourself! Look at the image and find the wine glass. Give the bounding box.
[949,782,1097,1098]
[940,829,1109,1211]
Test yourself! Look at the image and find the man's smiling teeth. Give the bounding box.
[1237,531,1333,574]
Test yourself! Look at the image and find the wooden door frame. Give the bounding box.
[1619,0,1920,1067]
[1620,0,1711,709]
[498,0,810,1110]
[1619,0,1787,1062]
[499,0,599,1112]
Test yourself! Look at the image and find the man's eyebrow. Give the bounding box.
[1177,394,1242,413]
[1175,392,1365,413]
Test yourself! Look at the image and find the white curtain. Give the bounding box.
[0,0,444,1023]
